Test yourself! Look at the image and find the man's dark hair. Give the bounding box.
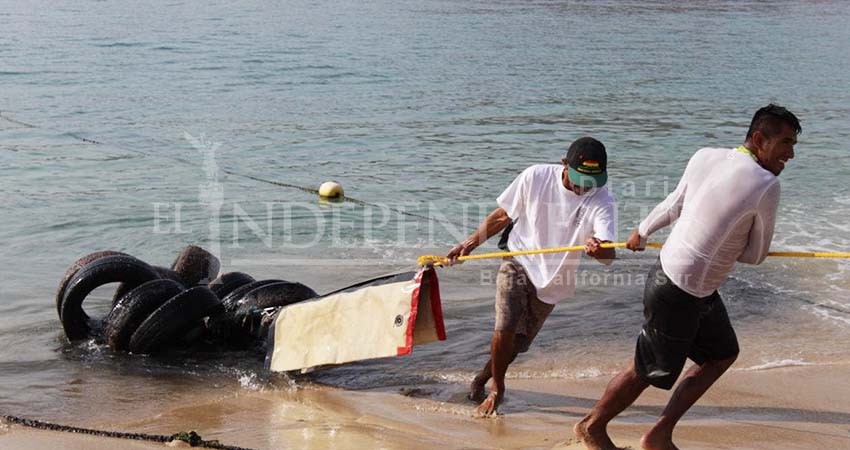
[746,104,802,140]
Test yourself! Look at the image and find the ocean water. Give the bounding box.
[1,0,849,441]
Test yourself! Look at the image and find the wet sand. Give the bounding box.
[2,362,848,450]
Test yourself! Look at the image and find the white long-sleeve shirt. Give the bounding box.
[638,147,779,298]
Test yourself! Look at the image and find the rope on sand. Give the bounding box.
[1,415,257,450]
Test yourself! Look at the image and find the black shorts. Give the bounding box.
[634,260,740,390]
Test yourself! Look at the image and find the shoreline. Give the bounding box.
[2,362,848,450]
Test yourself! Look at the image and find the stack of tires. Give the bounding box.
[55,246,318,354]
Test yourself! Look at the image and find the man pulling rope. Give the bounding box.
[444,137,618,417]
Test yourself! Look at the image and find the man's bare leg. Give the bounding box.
[475,330,515,416]
[469,359,491,403]
[640,356,736,450]
[574,362,649,450]
[469,335,528,404]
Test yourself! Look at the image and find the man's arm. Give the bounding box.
[738,182,780,265]
[638,185,686,238]
[446,167,529,264]
[586,199,617,264]
[446,207,512,264]
[585,238,615,265]
[628,156,696,250]
[627,184,687,252]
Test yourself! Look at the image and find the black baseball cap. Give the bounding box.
[566,137,607,188]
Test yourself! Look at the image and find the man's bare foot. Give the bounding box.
[640,429,679,450]
[468,380,487,403]
[474,391,502,417]
[573,416,622,450]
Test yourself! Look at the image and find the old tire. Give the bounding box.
[236,281,317,309]
[128,286,222,354]
[104,279,184,351]
[112,266,185,306]
[208,272,255,299]
[171,245,220,287]
[154,266,185,285]
[210,281,314,348]
[220,279,283,312]
[56,250,129,320]
[61,255,161,341]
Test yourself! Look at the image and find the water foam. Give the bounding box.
[738,359,814,371]
[807,305,850,327]
[237,371,263,391]
[413,400,478,417]
[508,367,608,380]
[422,366,610,383]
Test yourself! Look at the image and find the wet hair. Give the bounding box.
[746,104,802,140]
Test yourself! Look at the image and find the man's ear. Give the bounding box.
[561,157,569,165]
[751,130,766,151]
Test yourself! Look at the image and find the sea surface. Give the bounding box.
[1,0,849,445]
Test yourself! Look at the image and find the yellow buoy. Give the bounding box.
[318,181,344,199]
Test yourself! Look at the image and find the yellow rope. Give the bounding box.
[766,251,850,258]
[418,242,658,266]
[417,242,850,267]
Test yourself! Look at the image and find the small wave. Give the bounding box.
[413,400,477,417]
[424,367,610,383]
[191,65,228,71]
[92,42,144,48]
[738,359,814,371]
[808,305,850,327]
[508,367,609,380]
[425,371,472,384]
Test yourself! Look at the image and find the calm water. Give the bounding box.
[1,0,849,442]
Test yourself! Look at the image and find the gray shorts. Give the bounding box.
[494,258,554,353]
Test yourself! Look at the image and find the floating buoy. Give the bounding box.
[318,181,344,199]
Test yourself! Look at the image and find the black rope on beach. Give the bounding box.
[0,109,471,231]
[1,415,257,450]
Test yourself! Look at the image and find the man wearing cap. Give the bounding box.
[574,104,800,450]
[446,136,618,416]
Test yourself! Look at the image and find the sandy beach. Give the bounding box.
[3,362,848,450]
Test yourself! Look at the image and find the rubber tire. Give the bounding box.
[112,266,185,306]
[61,255,161,341]
[220,279,283,312]
[236,281,317,309]
[154,266,185,285]
[208,272,255,299]
[104,279,184,351]
[170,245,220,287]
[56,250,129,320]
[210,281,315,348]
[228,303,280,347]
[206,279,280,348]
[128,286,222,354]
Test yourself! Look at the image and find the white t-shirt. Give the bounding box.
[497,164,617,304]
[638,147,779,298]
